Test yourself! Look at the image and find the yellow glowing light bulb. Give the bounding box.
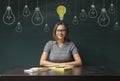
[56,5,66,21]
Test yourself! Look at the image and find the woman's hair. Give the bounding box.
[52,22,70,42]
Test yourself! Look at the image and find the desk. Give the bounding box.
[2,66,119,76]
[1,66,120,81]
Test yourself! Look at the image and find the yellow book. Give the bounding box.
[49,66,73,73]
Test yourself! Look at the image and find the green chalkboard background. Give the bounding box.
[0,0,120,74]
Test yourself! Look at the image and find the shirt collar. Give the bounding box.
[53,41,69,45]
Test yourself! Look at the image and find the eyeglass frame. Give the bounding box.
[56,29,66,33]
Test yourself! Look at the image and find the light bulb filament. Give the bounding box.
[6,14,12,20]
[35,13,40,21]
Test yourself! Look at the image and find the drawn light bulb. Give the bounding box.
[79,9,87,21]
[97,8,110,27]
[43,23,49,32]
[23,5,31,17]
[56,5,66,21]
[3,6,15,25]
[72,16,79,25]
[108,3,115,14]
[15,22,23,32]
[113,22,120,31]
[88,4,98,18]
[31,7,44,26]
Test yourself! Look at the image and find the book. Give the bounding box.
[48,66,73,73]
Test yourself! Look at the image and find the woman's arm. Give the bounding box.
[40,52,82,67]
[40,52,59,66]
[60,53,82,66]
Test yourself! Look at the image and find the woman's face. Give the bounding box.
[56,24,66,40]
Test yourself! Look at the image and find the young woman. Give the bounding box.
[40,22,82,67]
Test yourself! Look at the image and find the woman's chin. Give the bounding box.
[57,36,64,39]
[58,38,64,40]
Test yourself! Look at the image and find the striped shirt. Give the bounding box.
[43,40,78,62]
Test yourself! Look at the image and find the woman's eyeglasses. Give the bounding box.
[56,29,66,33]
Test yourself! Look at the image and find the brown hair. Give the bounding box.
[52,22,70,42]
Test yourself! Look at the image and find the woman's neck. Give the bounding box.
[57,39,64,44]
[57,40,64,47]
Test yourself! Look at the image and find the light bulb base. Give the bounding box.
[60,18,63,21]
[25,5,28,8]
[7,6,11,10]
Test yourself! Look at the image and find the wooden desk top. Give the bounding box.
[2,66,119,76]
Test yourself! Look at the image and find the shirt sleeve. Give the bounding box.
[43,41,52,53]
[71,42,78,54]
